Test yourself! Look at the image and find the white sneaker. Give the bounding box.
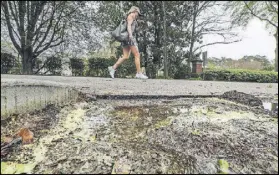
[108,66,115,79]
[136,73,148,79]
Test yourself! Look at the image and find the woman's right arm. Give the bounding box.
[127,14,134,40]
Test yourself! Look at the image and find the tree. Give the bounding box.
[188,1,199,66]
[187,1,242,66]
[162,1,168,78]
[225,1,278,72]
[1,1,85,74]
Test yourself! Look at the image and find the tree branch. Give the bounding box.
[35,39,64,57]
[27,1,30,28]
[18,1,26,50]
[10,24,21,41]
[32,5,51,46]
[26,1,46,47]
[266,1,278,14]
[35,15,64,55]
[34,58,50,74]
[244,1,277,28]
[43,69,50,75]
[193,39,242,53]
[33,2,56,53]
[1,2,21,53]
[12,1,19,22]
[197,1,212,16]
[7,1,20,30]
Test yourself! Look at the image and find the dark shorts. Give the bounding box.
[121,38,138,48]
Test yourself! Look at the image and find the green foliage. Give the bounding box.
[88,57,115,77]
[156,75,165,79]
[225,1,278,72]
[2,1,91,74]
[207,55,274,71]
[115,56,135,78]
[226,1,277,31]
[1,52,16,74]
[187,73,203,80]
[87,56,135,78]
[203,68,278,83]
[174,65,191,79]
[263,65,275,71]
[70,58,85,76]
[45,56,62,75]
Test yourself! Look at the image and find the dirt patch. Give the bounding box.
[221,90,263,107]
[1,97,278,174]
[1,104,61,162]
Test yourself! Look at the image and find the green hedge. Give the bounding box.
[87,56,136,78]
[88,57,115,77]
[202,69,278,83]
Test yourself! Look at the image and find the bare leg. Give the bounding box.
[112,47,131,70]
[130,46,141,73]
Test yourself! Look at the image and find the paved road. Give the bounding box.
[1,74,278,97]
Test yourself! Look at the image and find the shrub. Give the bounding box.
[87,56,137,78]
[262,65,275,71]
[45,56,62,75]
[115,57,135,78]
[202,68,278,83]
[1,52,16,74]
[88,57,115,77]
[174,65,191,79]
[70,58,85,76]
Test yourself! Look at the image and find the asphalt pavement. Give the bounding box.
[1,74,278,98]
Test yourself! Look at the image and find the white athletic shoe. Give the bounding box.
[108,66,115,79]
[136,73,148,79]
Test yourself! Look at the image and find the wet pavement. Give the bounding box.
[1,74,278,98]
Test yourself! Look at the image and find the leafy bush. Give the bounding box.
[174,65,191,79]
[115,57,135,78]
[87,56,135,78]
[45,56,62,75]
[70,58,85,76]
[1,52,16,74]
[203,68,278,83]
[88,57,115,77]
[188,73,203,80]
[262,65,275,71]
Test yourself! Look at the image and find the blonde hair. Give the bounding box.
[127,6,141,16]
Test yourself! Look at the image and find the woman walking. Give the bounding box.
[108,6,148,79]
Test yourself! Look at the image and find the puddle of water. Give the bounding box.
[87,114,109,128]
[262,102,278,113]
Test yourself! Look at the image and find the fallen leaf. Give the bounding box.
[1,162,36,174]
[1,162,16,174]
[218,159,229,174]
[16,128,34,144]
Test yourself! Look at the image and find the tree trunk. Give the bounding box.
[143,30,148,71]
[162,1,168,78]
[188,1,199,67]
[21,47,33,74]
[153,2,161,65]
[275,30,278,72]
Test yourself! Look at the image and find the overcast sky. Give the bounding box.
[203,18,276,60]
